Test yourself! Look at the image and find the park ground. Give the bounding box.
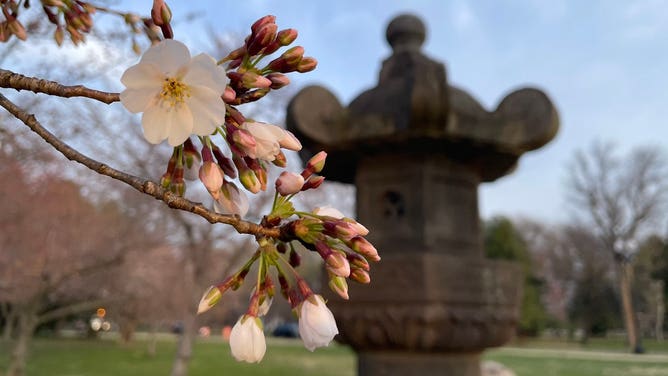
[2,336,668,376]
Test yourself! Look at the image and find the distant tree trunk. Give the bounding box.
[619,262,641,353]
[6,311,37,376]
[120,318,137,344]
[170,310,197,376]
[170,249,198,376]
[2,306,17,341]
[147,321,159,357]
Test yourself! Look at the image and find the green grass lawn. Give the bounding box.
[0,337,355,376]
[3,336,668,376]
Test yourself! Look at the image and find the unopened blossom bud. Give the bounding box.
[328,275,349,300]
[298,295,338,351]
[214,181,249,217]
[245,157,268,191]
[8,20,26,41]
[197,285,223,314]
[151,0,171,26]
[279,130,302,151]
[228,57,242,70]
[306,151,327,174]
[313,206,344,219]
[349,236,380,262]
[212,146,236,178]
[302,176,325,190]
[231,128,257,157]
[222,86,236,103]
[239,169,262,194]
[247,23,277,56]
[229,315,266,363]
[350,268,371,284]
[272,151,287,168]
[266,72,290,90]
[54,26,64,46]
[323,221,357,241]
[316,241,350,277]
[224,46,246,62]
[343,218,369,236]
[276,171,305,196]
[282,46,305,65]
[242,71,272,89]
[199,162,224,199]
[250,15,276,35]
[0,24,9,43]
[297,57,318,73]
[347,253,370,271]
[277,28,298,46]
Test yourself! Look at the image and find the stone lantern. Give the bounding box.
[287,14,558,376]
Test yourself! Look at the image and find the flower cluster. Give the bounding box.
[119,15,316,217]
[117,8,378,365]
[198,152,380,362]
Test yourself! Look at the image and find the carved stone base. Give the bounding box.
[358,351,481,376]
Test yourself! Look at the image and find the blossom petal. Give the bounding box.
[141,105,170,144]
[183,53,229,93]
[188,85,225,136]
[120,62,163,89]
[140,39,191,76]
[166,105,194,146]
[120,88,160,113]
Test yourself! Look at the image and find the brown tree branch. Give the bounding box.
[0,69,120,104]
[0,93,280,239]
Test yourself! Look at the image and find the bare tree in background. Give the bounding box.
[567,141,668,353]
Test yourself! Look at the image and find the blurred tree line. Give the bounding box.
[483,216,668,342]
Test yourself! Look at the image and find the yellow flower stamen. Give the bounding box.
[160,77,190,107]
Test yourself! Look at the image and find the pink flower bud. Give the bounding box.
[313,206,344,219]
[344,218,369,236]
[247,23,278,55]
[250,15,276,35]
[297,57,318,73]
[199,161,224,199]
[240,169,262,194]
[349,236,380,262]
[306,151,327,174]
[243,72,273,89]
[328,275,349,300]
[278,130,302,151]
[223,86,236,103]
[231,128,257,158]
[326,252,350,278]
[267,73,290,90]
[350,268,371,284]
[272,151,287,168]
[277,28,298,46]
[302,176,325,190]
[276,171,305,196]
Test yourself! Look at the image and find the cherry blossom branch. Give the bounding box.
[0,69,120,104]
[0,93,280,238]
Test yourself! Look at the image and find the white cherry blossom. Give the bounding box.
[298,294,339,351]
[229,315,266,363]
[120,39,228,146]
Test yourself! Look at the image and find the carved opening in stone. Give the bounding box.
[382,190,405,219]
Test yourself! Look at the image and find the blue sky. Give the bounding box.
[112,1,668,222]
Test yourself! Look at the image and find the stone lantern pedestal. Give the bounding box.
[287,14,559,376]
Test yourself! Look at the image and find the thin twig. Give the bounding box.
[0,69,120,104]
[0,93,280,238]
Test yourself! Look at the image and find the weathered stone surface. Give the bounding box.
[286,13,559,376]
